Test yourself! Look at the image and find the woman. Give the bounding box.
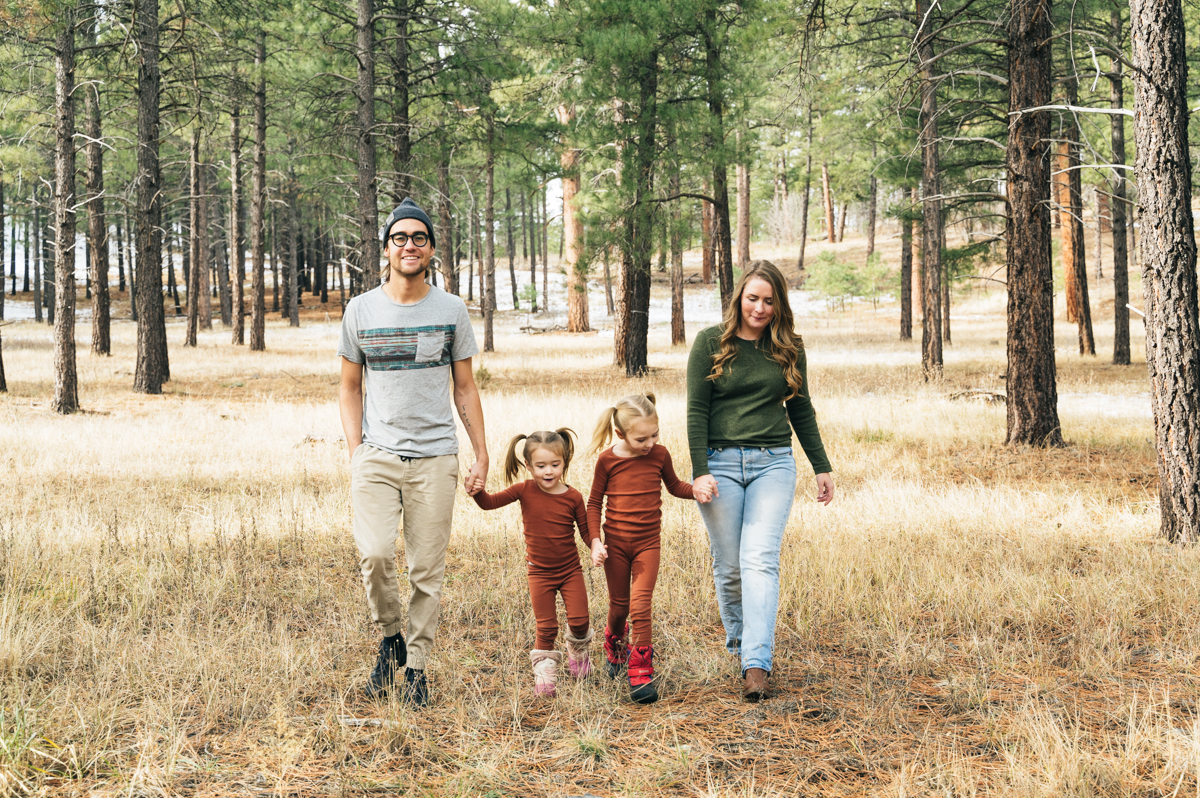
[686,261,834,702]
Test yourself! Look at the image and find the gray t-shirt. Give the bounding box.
[338,285,479,458]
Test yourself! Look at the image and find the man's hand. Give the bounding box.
[464,458,488,494]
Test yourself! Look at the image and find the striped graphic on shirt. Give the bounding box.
[360,324,456,371]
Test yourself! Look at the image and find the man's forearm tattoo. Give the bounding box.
[461,403,471,426]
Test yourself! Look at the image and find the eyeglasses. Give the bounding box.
[388,231,430,248]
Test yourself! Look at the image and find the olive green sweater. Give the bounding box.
[686,325,832,478]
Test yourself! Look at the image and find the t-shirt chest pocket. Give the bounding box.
[415,331,445,363]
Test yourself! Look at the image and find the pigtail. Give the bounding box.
[555,428,577,476]
[644,392,657,406]
[503,433,528,484]
[588,408,618,457]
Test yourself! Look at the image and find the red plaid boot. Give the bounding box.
[603,624,627,679]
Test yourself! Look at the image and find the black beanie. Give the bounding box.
[381,199,436,248]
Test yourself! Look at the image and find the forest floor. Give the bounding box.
[3,234,1196,797]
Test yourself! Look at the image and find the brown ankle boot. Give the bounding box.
[743,668,769,702]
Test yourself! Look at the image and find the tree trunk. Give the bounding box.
[527,190,536,310]
[134,0,168,393]
[356,0,379,296]
[736,147,750,269]
[821,163,835,243]
[1006,0,1062,446]
[186,129,201,347]
[44,182,55,325]
[912,186,923,318]
[797,104,813,274]
[704,8,734,311]
[916,0,944,380]
[32,199,41,323]
[670,139,685,346]
[1131,0,1200,542]
[505,186,517,308]
[603,246,614,316]
[1065,78,1094,355]
[437,147,455,294]
[837,200,848,244]
[1055,141,1076,321]
[558,104,588,333]
[249,30,267,351]
[84,78,109,355]
[865,143,877,262]
[215,188,231,327]
[1109,8,1131,366]
[390,0,411,202]
[287,162,300,327]
[700,196,713,283]
[53,8,79,413]
[900,198,913,340]
[231,91,245,345]
[484,115,495,352]
[541,186,549,310]
[621,48,657,377]
[197,158,212,329]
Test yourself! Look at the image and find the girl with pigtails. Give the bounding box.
[468,429,607,697]
[587,394,711,704]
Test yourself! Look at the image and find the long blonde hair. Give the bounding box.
[587,393,658,456]
[503,428,576,483]
[708,261,804,399]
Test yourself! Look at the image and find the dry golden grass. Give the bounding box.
[2,241,1195,798]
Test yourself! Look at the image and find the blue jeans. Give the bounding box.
[697,446,797,674]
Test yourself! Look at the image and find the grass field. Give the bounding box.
[2,237,1196,797]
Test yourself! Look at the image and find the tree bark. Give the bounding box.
[134,0,168,393]
[700,195,713,284]
[231,90,245,345]
[1109,8,1131,366]
[356,0,379,296]
[558,104,588,333]
[900,198,913,340]
[1055,141,1076,321]
[53,8,79,413]
[186,128,201,347]
[84,74,109,355]
[797,104,813,275]
[32,198,41,323]
[1130,0,1200,542]
[505,186,517,308]
[670,140,685,346]
[286,159,300,327]
[619,48,657,377]
[821,163,835,243]
[736,142,750,269]
[437,147,455,293]
[865,144,877,262]
[837,200,848,244]
[484,115,495,352]
[703,8,733,310]
[1006,0,1062,446]
[916,0,944,380]
[390,0,411,202]
[1060,76,1095,355]
[249,30,267,351]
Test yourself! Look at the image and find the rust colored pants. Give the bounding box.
[528,564,591,650]
[604,534,661,647]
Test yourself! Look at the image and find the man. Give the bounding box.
[338,198,488,706]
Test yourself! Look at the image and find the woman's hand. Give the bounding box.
[693,474,719,504]
[590,539,608,567]
[815,473,834,505]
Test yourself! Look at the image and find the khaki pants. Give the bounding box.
[351,445,458,671]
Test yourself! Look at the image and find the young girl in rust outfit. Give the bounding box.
[470,429,607,697]
[587,395,712,704]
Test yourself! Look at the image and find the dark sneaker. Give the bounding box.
[403,667,429,708]
[365,632,407,699]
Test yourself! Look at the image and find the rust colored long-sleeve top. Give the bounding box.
[472,481,594,571]
[587,444,694,542]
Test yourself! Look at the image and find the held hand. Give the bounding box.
[693,474,719,504]
[590,540,608,567]
[464,459,488,495]
[815,472,834,505]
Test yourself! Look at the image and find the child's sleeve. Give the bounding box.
[471,482,524,510]
[660,448,695,500]
[586,457,609,540]
[573,491,596,546]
